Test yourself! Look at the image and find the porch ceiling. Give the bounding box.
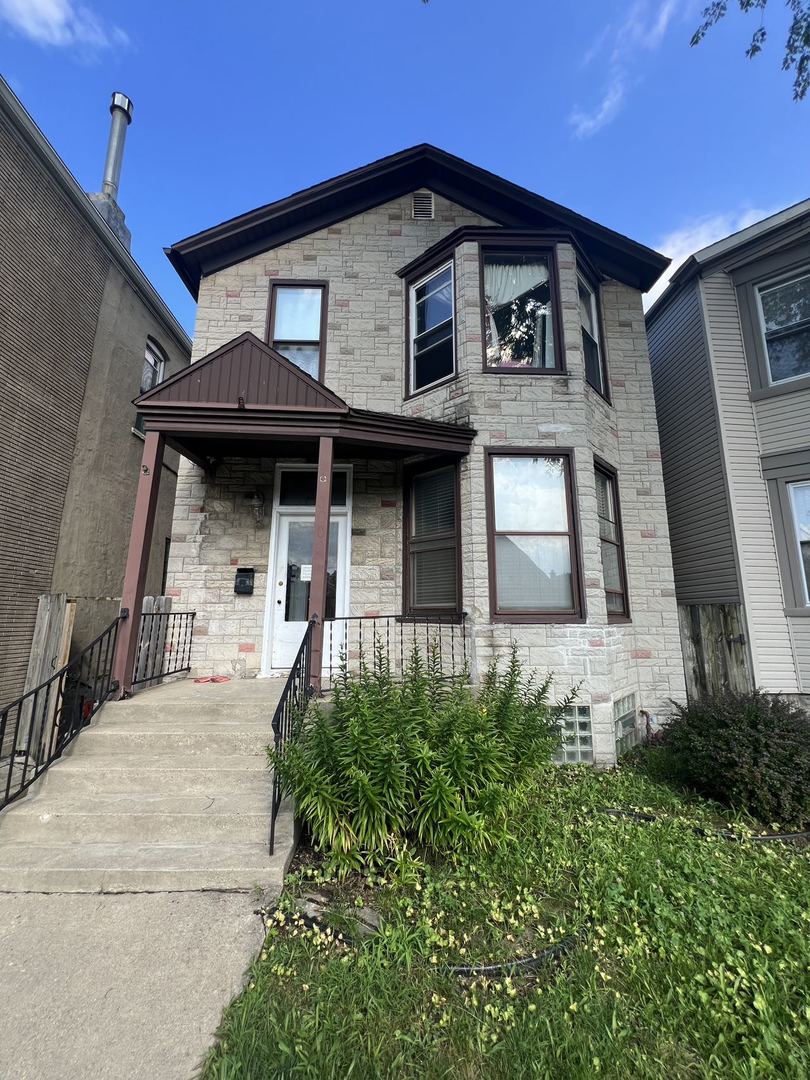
[135,332,476,464]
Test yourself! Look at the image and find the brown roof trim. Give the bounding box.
[135,332,475,457]
[397,227,604,284]
[166,144,669,298]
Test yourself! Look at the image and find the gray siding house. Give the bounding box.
[647,201,810,704]
[115,145,687,765]
[0,78,191,703]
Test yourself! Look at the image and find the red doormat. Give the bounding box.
[193,675,231,683]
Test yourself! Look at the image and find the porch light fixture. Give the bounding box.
[249,491,265,526]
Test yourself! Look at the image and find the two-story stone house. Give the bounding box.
[114,146,686,764]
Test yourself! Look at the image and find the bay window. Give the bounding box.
[757,271,810,384]
[405,463,460,613]
[595,463,629,619]
[268,282,327,379]
[486,450,582,621]
[482,251,558,370]
[409,262,455,393]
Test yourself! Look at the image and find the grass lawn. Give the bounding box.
[203,764,810,1079]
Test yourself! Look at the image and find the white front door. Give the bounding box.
[266,513,348,670]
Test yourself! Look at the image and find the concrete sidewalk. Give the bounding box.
[0,891,263,1080]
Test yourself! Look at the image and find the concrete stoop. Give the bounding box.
[0,677,295,894]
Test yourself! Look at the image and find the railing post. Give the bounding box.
[111,431,165,698]
[308,436,333,694]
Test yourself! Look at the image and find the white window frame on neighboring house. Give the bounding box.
[134,340,166,436]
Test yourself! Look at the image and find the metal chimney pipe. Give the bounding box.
[100,91,133,201]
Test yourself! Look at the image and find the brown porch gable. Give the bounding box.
[136,332,349,413]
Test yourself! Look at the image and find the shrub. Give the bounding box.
[269,641,568,873]
[661,689,810,826]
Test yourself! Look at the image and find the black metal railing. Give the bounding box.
[322,613,468,692]
[269,617,316,854]
[131,610,195,689]
[0,615,124,812]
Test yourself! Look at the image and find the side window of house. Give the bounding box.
[787,481,810,604]
[579,274,607,396]
[134,340,165,434]
[405,465,459,613]
[595,464,629,619]
[269,283,327,380]
[757,271,810,385]
[482,251,558,370]
[409,262,455,393]
[486,452,582,620]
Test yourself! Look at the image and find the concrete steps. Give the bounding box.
[0,677,292,894]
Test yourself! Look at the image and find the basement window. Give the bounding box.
[554,705,592,763]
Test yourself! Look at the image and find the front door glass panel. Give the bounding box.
[284,521,339,622]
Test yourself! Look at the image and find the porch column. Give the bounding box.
[308,436,334,692]
[111,430,165,697]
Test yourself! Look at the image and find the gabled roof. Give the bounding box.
[136,332,348,412]
[134,332,476,460]
[166,144,669,298]
[646,198,810,323]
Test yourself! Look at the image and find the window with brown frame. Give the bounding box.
[486,450,583,621]
[595,463,629,620]
[578,273,608,397]
[481,249,562,371]
[404,463,460,614]
[267,281,327,380]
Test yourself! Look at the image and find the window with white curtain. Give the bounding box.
[406,465,459,612]
[482,252,557,370]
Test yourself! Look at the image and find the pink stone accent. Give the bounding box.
[631,649,652,660]
[388,228,402,236]
[225,289,240,298]
[264,269,280,277]
[646,450,662,460]
[238,643,256,653]
[335,299,350,309]
[612,379,626,388]
[588,639,605,648]
[230,557,240,566]
[585,578,601,589]
[363,610,381,617]
[641,529,657,538]
[381,499,397,508]
[166,587,181,598]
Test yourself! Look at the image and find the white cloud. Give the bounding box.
[0,0,128,50]
[644,206,775,309]
[570,71,626,139]
[570,1,684,138]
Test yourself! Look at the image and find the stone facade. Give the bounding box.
[167,191,685,763]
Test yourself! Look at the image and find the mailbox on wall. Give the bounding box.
[234,567,255,595]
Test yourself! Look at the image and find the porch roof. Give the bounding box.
[134,332,476,463]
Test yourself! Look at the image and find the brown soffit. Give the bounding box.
[165,145,670,298]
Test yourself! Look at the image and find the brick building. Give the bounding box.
[0,79,190,704]
[117,146,685,764]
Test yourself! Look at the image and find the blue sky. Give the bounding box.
[2,0,808,334]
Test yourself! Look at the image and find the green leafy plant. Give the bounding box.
[661,689,810,826]
[269,641,567,872]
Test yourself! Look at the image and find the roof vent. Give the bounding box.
[412,190,434,220]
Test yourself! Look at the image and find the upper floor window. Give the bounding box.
[409,262,455,393]
[579,274,607,396]
[757,271,810,385]
[134,340,165,434]
[405,463,460,613]
[595,463,629,619]
[486,450,582,622]
[268,282,327,380]
[482,252,557,371]
[788,481,810,604]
